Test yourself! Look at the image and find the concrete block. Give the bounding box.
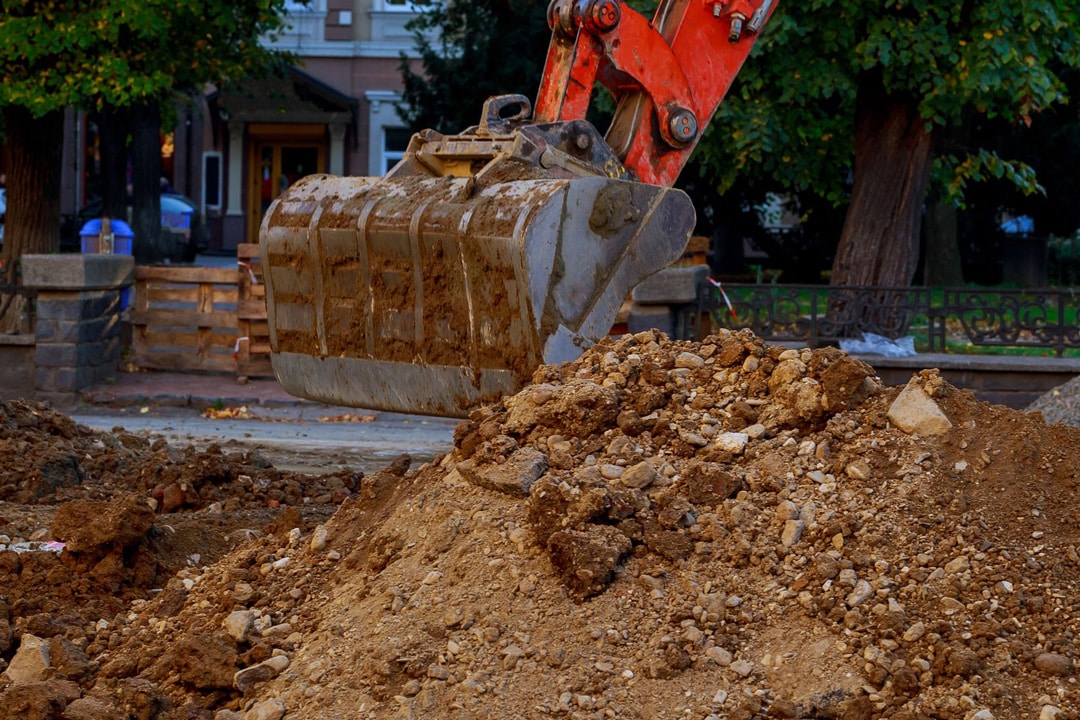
[86,290,122,319]
[0,344,35,402]
[21,254,134,291]
[35,296,84,322]
[36,366,80,393]
[627,304,675,337]
[35,342,78,368]
[632,265,708,305]
[34,318,61,343]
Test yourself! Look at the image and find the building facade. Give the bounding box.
[57,0,424,252]
[209,0,423,249]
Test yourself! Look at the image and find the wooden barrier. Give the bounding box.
[131,266,239,373]
[236,243,273,379]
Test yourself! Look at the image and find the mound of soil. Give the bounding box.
[2,329,1079,720]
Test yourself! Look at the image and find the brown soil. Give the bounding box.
[2,329,1079,720]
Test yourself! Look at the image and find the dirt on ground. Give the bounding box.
[2,328,1080,720]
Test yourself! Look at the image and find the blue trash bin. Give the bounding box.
[80,218,134,307]
[79,218,134,254]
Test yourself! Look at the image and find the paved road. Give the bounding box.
[71,405,459,476]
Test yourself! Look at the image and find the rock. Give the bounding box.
[457,447,548,497]
[503,380,620,438]
[944,555,970,573]
[682,461,742,507]
[235,655,290,692]
[3,633,50,684]
[224,610,255,643]
[51,494,155,558]
[781,518,806,547]
[846,580,873,608]
[845,459,871,480]
[172,635,239,690]
[621,461,659,490]
[706,646,733,666]
[245,697,286,720]
[729,659,754,677]
[903,622,927,642]
[713,432,749,454]
[310,524,329,552]
[1033,652,1073,676]
[675,352,705,369]
[815,553,841,580]
[0,681,70,718]
[64,696,124,720]
[888,379,952,435]
[547,525,632,599]
[49,636,90,681]
[1040,706,1065,720]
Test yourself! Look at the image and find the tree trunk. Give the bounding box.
[830,75,933,287]
[1,107,64,280]
[98,103,130,220]
[131,101,164,264]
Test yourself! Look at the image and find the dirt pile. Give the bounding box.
[0,399,362,683]
[2,330,1080,719]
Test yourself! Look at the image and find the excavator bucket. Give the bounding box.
[260,98,694,416]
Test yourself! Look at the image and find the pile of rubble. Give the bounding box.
[2,329,1078,719]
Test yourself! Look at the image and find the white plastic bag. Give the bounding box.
[838,333,917,357]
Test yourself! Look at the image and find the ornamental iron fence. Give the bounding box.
[693,283,1080,357]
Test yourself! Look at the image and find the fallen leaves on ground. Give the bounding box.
[202,405,253,420]
[317,413,377,423]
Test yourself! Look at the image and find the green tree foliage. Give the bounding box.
[702,0,1080,285]
[0,0,292,112]
[0,0,295,270]
[397,0,1080,287]
[397,0,551,134]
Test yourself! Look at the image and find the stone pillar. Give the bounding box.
[628,265,709,340]
[21,254,134,408]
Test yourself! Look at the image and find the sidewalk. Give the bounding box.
[79,369,320,410]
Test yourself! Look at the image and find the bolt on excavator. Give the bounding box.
[260,0,776,417]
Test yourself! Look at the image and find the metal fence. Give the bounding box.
[695,283,1080,356]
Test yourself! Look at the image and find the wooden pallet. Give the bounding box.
[131,266,239,373]
[236,243,273,379]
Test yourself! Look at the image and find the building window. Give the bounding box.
[382,128,412,173]
[375,0,418,10]
[366,90,409,175]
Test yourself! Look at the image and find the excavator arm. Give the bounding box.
[259,0,776,416]
[536,0,775,186]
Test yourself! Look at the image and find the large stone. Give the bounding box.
[1033,652,1073,676]
[457,446,548,497]
[887,379,952,436]
[245,697,286,720]
[63,696,124,720]
[3,633,50,684]
[234,655,290,691]
[547,525,633,599]
[223,610,255,644]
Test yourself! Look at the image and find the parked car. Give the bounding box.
[61,193,208,262]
